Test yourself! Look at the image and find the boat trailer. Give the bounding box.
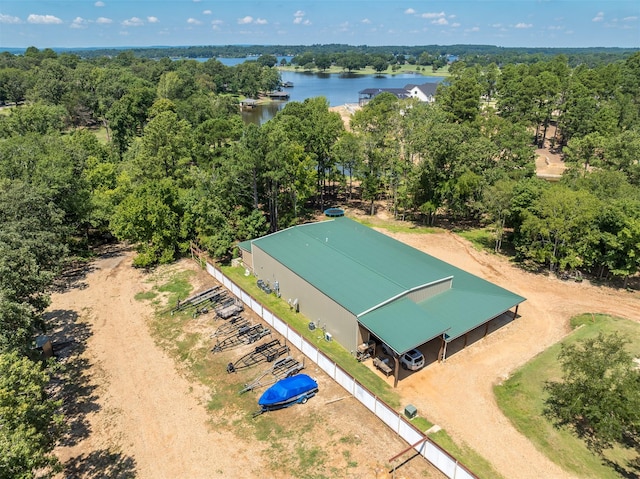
[239,355,305,393]
[211,324,271,353]
[170,286,224,316]
[227,339,290,374]
[210,315,250,338]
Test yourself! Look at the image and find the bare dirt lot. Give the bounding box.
[48,217,639,479]
[49,245,443,479]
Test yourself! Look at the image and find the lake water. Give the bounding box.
[205,57,444,124]
[245,70,443,124]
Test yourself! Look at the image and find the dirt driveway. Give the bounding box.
[382,228,640,479]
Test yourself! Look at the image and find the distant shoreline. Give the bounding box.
[277,65,449,77]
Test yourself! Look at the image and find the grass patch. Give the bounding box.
[134,291,157,301]
[90,126,110,144]
[456,227,495,252]
[494,313,640,479]
[353,216,439,235]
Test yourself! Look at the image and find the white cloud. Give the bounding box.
[515,22,532,29]
[0,13,21,24]
[293,10,305,24]
[623,16,638,21]
[467,26,480,32]
[238,16,253,24]
[547,25,564,31]
[94,1,105,6]
[147,16,159,23]
[491,23,502,28]
[96,17,112,24]
[122,16,144,27]
[211,19,223,25]
[187,18,202,25]
[362,18,371,24]
[193,0,202,2]
[27,14,63,24]
[71,16,89,29]
[404,8,416,15]
[432,17,448,25]
[451,22,461,28]
[203,10,212,15]
[421,12,445,19]
[255,18,267,25]
[592,12,604,22]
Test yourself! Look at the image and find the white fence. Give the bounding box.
[203,259,478,479]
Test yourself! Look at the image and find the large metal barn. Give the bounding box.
[239,217,525,385]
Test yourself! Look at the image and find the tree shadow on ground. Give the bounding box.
[602,456,640,479]
[64,449,137,479]
[45,308,100,447]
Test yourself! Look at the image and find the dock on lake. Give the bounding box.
[267,91,290,100]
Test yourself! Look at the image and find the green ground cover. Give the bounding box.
[494,313,640,478]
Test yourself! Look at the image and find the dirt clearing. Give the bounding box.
[49,244,442,479]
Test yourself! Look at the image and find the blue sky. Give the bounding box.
[0,1,638,50]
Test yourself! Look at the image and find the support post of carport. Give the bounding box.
[441,335,448,362]
[484,321,490,338]
[393,356,400,388]
[513,304,519,320]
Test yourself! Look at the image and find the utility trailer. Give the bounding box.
[239,355,304,393]
[215,298,244,319]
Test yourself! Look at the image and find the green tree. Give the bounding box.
[0,352,64,479]
[545,332,640,454]
[351,93,400,215]
[0,181,66,354]
[110,179,185,266]
[518,185,599,272]
[482,178,516,252]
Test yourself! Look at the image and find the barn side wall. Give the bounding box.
[252,245,358,350]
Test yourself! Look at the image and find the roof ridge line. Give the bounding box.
[297,219,414,302]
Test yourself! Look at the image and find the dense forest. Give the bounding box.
[20,43,635,69]
[0,45,639,477]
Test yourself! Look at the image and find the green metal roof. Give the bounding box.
[250,217,525,354]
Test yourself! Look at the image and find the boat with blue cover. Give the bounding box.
[255,374,318,415]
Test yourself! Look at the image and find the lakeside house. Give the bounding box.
[358,82,439,106]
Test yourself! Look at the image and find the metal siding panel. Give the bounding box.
[354,384,376,412]
[301,340,318,363]
[335,368,355,394]
[241,291,251,306]
[317,352,336,377]
[287,330,303,350]
[262,309,273,326]
[253,245,359,351]
[377,402,400,433]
